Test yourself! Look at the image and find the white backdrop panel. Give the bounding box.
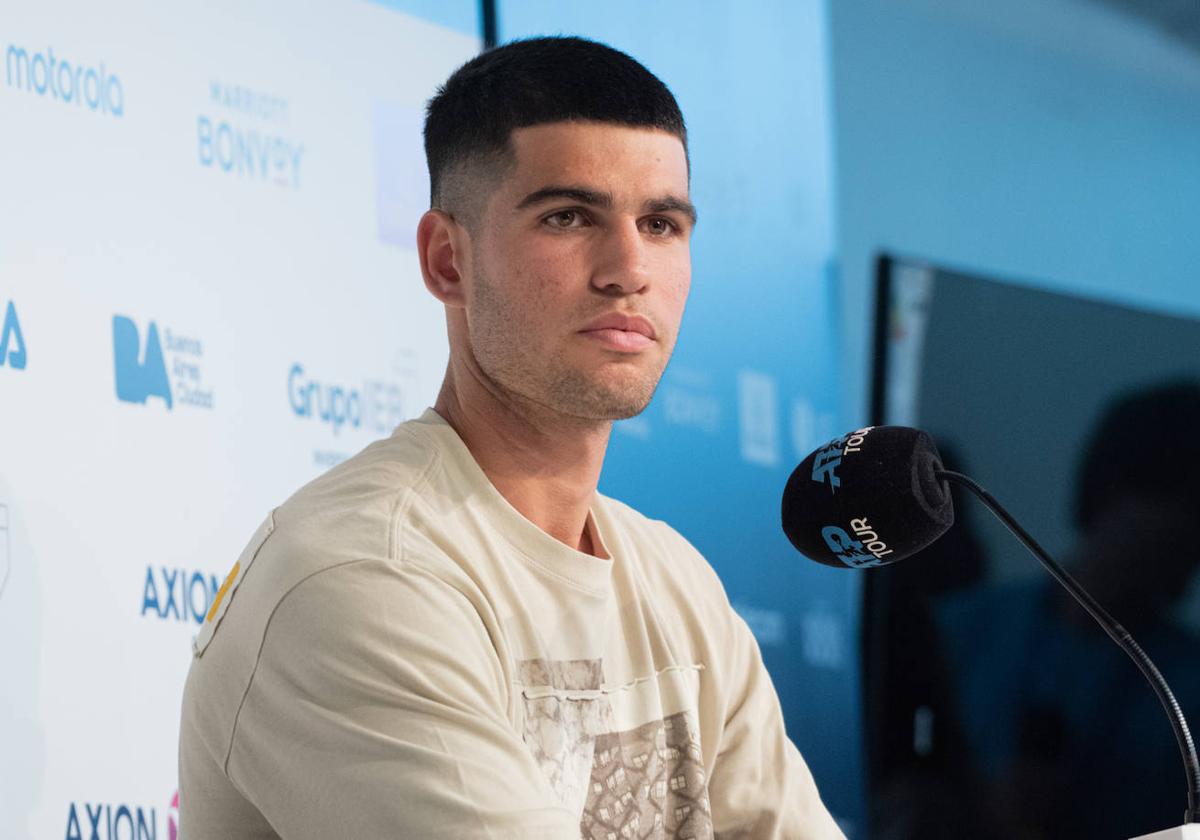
[0,1,476,836]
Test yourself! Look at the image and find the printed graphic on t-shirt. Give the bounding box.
[518,659,714,839]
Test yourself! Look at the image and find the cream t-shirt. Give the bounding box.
[178,409,844,839]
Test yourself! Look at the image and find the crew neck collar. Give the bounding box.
[406,408,615,595]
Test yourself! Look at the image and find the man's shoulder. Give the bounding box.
[206,421,449,643]
[270,420,443,566]
[183,421,457,720]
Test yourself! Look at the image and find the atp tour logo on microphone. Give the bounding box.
[112,315,214,410]
[821,517,893,568]
[64,790,177,840]
[5,44,124,117]
[1,299,27,371]
[811,426,875,493]
[197,80,304,188]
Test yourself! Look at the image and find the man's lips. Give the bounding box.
[577,313,657,352]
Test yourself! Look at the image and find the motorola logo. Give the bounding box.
[5,45,124,117]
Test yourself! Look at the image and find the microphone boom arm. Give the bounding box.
[936,469,1200,825]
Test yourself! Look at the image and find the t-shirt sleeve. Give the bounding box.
[224,558,577,840]
[646,519,847,840]
[705,607,846,839]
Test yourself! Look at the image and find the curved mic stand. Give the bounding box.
[935,470,1200,832]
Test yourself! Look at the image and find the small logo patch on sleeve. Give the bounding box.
[192,511,276,657]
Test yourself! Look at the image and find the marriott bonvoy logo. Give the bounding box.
[4,44,124,117]
[198,80,303,188]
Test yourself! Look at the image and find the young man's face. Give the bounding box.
[462,120,694,421]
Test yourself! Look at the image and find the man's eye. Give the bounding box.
[545,210,584,228]
[644,217,676,236]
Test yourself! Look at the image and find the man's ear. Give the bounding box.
[417,209,469,308]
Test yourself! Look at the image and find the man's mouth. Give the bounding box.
[578,313,657,353]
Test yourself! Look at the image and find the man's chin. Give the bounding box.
[530,364,663,422]
[567,388,655,422]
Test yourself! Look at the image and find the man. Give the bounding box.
[179,36,843,839]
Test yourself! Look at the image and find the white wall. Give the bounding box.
[829,0,1200,426]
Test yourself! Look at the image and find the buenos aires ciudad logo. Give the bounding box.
[112,315,213,410]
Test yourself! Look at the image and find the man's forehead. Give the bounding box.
[504,120,689,196]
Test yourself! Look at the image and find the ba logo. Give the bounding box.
[113,316,172,409]
[821,525,882,568]
[1,300,27,370]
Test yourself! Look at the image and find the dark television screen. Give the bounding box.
[867,254,1200,840]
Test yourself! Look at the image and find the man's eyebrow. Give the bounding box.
[645,196,698,226]
[517,185,698,226]
[515,186,614,211]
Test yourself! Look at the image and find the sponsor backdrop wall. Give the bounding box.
[1,1,862,837]
[0,1,478,836]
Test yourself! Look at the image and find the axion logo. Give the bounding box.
[63,790,176,839]
[1,300,26,370]
[6,45,123,117]
[113,316,213,410]
[64,800,156,839]
[141,565,221,625]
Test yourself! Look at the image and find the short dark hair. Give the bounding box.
[424,36,687,221]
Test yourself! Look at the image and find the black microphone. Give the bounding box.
[780,425,953,568]
[782,426,1200,827]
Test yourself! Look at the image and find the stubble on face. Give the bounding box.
[456,121,692,426]
[469,257,671,422]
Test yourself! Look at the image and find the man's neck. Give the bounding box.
[433,366,612,558]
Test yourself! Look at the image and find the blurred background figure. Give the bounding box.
[925,381,1200,840]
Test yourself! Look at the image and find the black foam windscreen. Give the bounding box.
[781,426,955,569]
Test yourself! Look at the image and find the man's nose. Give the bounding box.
[590,221,650,296]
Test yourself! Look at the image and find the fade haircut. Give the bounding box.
[424,36,688,227]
